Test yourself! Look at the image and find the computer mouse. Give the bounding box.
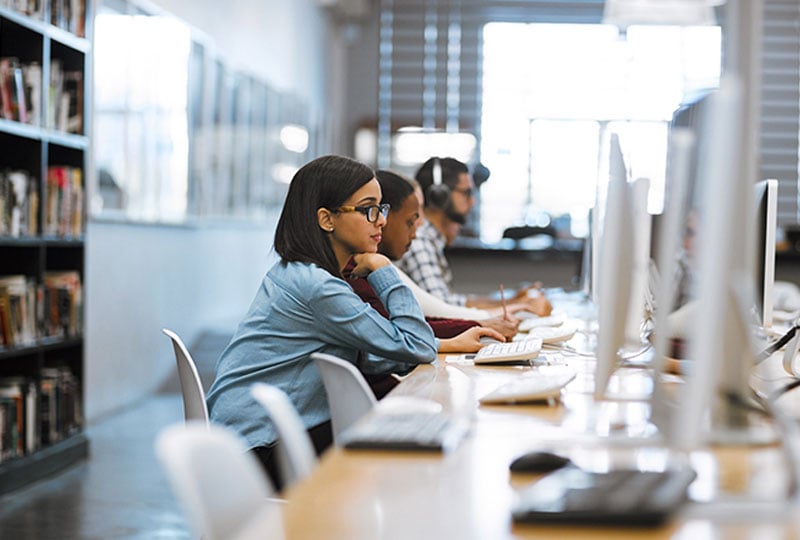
[509,451,571,473]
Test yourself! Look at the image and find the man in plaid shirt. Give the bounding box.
[397,157,552,315]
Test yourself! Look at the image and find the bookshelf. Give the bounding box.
[0,1,89,495]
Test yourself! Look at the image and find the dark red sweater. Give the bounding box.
[344,262,479,339]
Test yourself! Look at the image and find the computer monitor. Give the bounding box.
[754,178,778,329]
[671,75,775,449]
[594,133,635,400]
[577,210,593,300]
[648,127,695,438]
[625,177,652,345]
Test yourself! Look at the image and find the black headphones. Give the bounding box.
[425,157,451,210]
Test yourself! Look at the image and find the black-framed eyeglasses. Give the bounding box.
[452,187,475,198]
[335,203,391,223]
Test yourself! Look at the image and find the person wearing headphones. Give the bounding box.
[396,157,552,315]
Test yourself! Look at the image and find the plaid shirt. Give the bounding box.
[396,220,467,306]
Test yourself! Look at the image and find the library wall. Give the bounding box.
[84,220,276,421]
[84,0,338,422]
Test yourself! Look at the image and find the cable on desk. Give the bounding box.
[755,324,799,364]
[766,378,800,403]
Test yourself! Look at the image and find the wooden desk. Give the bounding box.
[281,355,799,539]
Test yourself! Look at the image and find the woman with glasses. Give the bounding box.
[346,169,511,350]
[206,155,437,491]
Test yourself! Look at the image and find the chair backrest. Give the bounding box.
[250,383,318,489]
[311,352,377,443]
[162,328,209,424]
[155,421,282,540]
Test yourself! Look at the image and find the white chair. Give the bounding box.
[155,421,284,540]
[311,352,377,443]
[250,383,318,489]
[162,328,209,424]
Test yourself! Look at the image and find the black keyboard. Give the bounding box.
[339,412,468,452]
[513,466,697,527]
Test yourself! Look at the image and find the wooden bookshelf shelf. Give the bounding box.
[0,2,90,493]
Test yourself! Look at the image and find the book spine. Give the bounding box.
[23,62,41,126]
[12,62,27,124]
[0,58,15,121]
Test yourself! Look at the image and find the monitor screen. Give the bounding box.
[594,133,634,399]
[754,178,777,328]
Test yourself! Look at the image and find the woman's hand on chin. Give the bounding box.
[350,253,391,277]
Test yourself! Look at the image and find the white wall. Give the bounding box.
[85,220,276,421]
[84,0,339,422]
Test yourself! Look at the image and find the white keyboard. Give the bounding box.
[515,324,577,344]
[340,412,468,452]
[473,338,542,365]
[479,371,577,404]
[518,314,566,332]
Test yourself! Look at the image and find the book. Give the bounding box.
[69,0,85,37]
[7,170,29,236]
[0,395,20,460]
[22,62,41,126]
[0,288,13,347]
[11,61,26,124]
[0,57,15,121]
[45,166,83,237]
[0,381,25,457]
[39,366,81,445]
[42,271,82,338]
[26,173,39,236]
[0,274,37,347]
[64,70,82,133]
[47,59,62,130]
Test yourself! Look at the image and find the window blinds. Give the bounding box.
[761,0,800,226]
[377,0,799,225]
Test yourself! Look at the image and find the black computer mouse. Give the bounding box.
[509,451,571,473]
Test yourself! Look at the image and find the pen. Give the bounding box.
[499,284,509,320]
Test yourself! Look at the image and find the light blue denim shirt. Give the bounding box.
[206,260,438,449]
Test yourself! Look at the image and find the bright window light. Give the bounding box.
[272,163,299,184]
[479,22,721,243]
[392,129,477,166]
[279,124,309,153]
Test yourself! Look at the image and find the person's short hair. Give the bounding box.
[375,169,415,211]
[415,157,469,208]
[274,155,375,276]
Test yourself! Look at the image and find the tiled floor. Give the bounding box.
[0,330,229,539]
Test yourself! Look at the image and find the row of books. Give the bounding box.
[0,57,82,134]
[0,365,82,463]
[45,165,83,237]
[49,59,83,134]
[0,165,83,239]
[0,271,83,349]
[0,169,38,237]
[0,0,86,38]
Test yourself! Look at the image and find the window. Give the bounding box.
[92,0,317,224]
[376,0,799,241]
[93,10,191,221]
[479,22,721,242]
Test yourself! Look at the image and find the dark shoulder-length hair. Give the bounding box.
[375,169,415,211]
[274,155,376,276]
